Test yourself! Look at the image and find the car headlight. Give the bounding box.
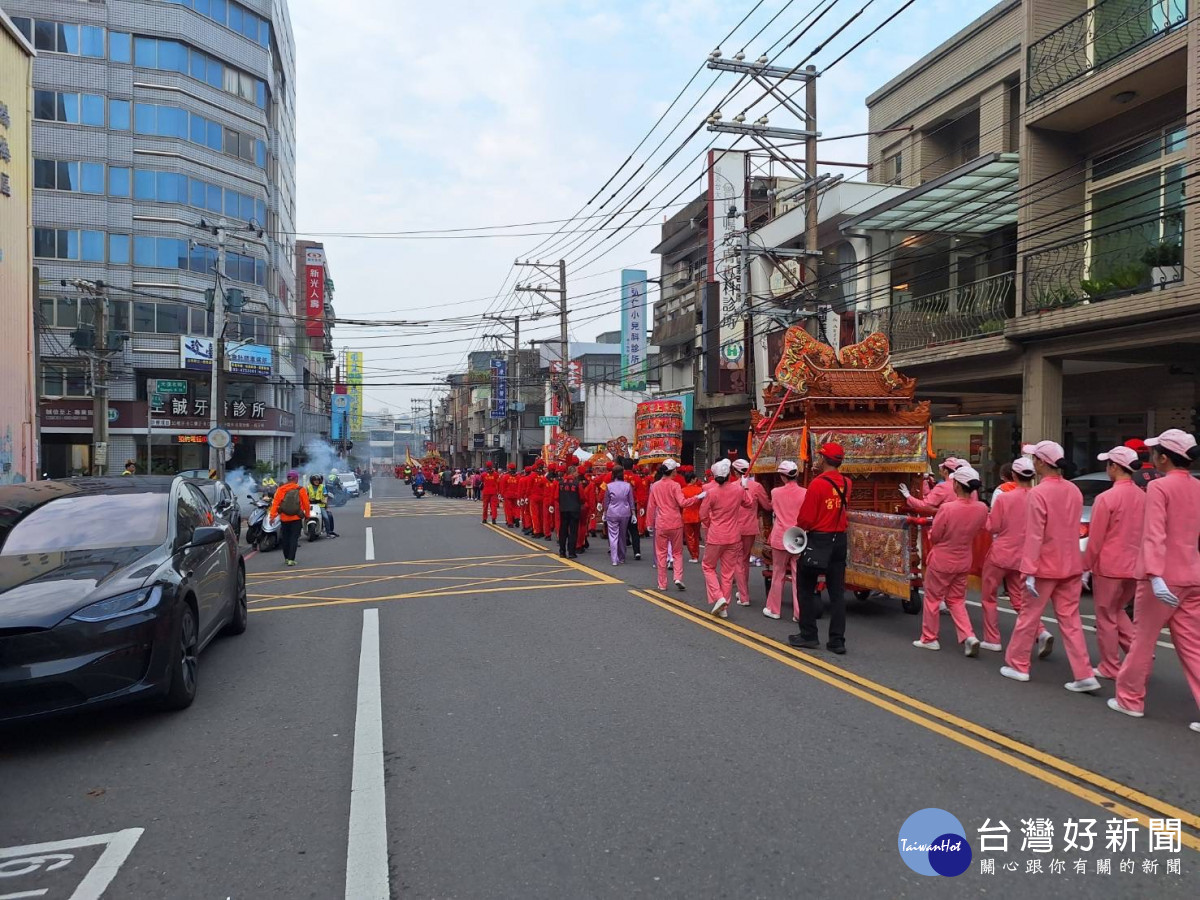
[70,585,164,623]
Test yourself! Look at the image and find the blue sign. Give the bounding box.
[179,336,273,377]
[332,394,350,440]
[620,270,648,390]
[490,358,508,420]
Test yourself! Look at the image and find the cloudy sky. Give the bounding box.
[290,0,999,419]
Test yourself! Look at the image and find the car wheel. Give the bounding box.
[160,602,199,710]
[223,563,248,636]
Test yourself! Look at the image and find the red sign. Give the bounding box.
[567,359,582,390]
[305,264,325,337]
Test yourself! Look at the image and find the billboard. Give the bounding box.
[331,394,349,441]
[305,246,326,338]
[490,358,508,420]
[346,351,363,434]
[620,269,648,391]
[707,150,747,394]
[179,336,272,377]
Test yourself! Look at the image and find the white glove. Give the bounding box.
[740,476,749,489]
[1151,576,1180,607]
[548,506,554,514]
[638,508,645,517]
[1024,575,1039,599]
[698,491,708,499]
[1081,571,1092,591]
[898,484,911,498]
[596,503,603,512]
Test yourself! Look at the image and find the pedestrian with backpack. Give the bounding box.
[270,470,311,566]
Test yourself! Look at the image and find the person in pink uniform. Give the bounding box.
[646,459,706,592]
[913,465,990,655]
[700,459,753,618]
[1110,429,1200,732]
[1001,441,1100,692]
[731,457,772,607]
[980,457,1049,652]
[764,461,806,621]
[1081,445,1144,680]
[899,458,962,515]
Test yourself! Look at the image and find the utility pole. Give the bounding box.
[484,313,521,466]
[515,259,569,437]
[210,225,226,480]
[804,65,820,302]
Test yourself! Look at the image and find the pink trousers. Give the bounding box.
[980,559,1025,645]
[1116,581,1200,714]
[766,548,800,619]
[921,565,976,644]
[655,527,684,590]
[732,533,755,602]
[1004,576,1094,680]
[702,542,741,606]
[1091,574,1135,679]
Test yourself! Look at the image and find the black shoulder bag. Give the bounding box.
[800,475,848,571]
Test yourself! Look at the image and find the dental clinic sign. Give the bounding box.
[180,336,273,377]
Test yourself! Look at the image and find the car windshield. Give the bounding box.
[337,472,357,482]
[0,492,170,555]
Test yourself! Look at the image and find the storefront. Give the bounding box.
[929,415,1015,489]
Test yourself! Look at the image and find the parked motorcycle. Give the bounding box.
[246,493,280,551]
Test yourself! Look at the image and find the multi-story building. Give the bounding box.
[293,238,334,458]
[13,0,298,475]
[0,10,37,482]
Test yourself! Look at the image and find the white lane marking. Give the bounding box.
[0,891,49,899]
[964,599,1175,650]
[345,609,389,900]
[365,527,375,562]
[369,483,374,500]
[0,828,143,900]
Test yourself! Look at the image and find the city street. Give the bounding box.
[1,476,1197,898]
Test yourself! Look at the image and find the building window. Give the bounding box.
[132,35,267,108]
[160,0,271,50]
[109,167,131,197]
[110,99,131,131]
[41,365,89,398]
[109,234,131,265]
[131,103,267,168]
[885,150,903,185]
[80,162,104,194]
[33,228,103,261]
[109,31,132,63]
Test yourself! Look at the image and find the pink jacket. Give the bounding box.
[1020,475,1084,579]
[739,478,772,536]
[768,482,807,550]
[1082,479,1145,579]
[1137,469,1200,586]
[645,478,702,532]
[906,479,954,515]
[985,485,1030,571]
[929,498,989,573]
[700,480,753,546]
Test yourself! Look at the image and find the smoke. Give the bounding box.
[299,439,346,482]
[223,467,259,517]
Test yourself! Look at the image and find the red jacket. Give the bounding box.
[481,471,500,497]
[796,471,852,533]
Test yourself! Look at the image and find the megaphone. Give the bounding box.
[782,526,808,555]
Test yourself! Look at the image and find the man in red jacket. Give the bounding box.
[480,462,500,524]
[789,442,853,655]
[501,462,520,527]
[529,464,546,537]
[543,465,560,542]
[518,466,533,534]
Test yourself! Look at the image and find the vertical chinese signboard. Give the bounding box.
[346,351,363,434]
[490,358,507,420]
[305,246,325,337]
[620,269,647,391]
[707,149,747,394]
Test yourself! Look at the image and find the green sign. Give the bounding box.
[155,379,188,394]
[538,415,560,426]
[151,393,164,408]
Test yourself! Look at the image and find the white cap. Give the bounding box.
[1011,457,1035,477]
[776,460,798,475]
[731,458,750,472]
[949,464,980,486]
[662,458,680,471]
[711,459,732,478]
[1145,428,1198,458]
[1022,440,1066,467]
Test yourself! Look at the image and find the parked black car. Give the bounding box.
[185,477,243,541]
[0,476,247,722]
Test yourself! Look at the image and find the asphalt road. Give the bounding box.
[2,476,1198,898]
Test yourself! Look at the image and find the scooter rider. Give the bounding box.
[308,474,338,537]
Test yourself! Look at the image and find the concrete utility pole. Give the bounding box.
[69,280,112,476]
[210,226,227,480]
[515,259,569,436]
[484,313,521,466]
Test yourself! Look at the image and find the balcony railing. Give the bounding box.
[880,272,1016,353]
[1023,212,1184,312]
[1027,0,1187,102]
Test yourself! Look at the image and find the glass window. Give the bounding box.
[225,127,239,154]
[133,169,155,200]
[111,300,131,333]
[110,234,131,265]
[206,57,223,89]
[65,369,87,397]
[154,238,176,269]
[254,140,266,169]
[189,178,205,208]
[57,161,78,191]
[133,236,155,267]
[161,40,188,73]
[207,121,223,151]
[34,20,55,52]
[133,301,156,332]
[34,228,55,258]
[81,162,104,194]
[229,5,243,34]
[34,90,55,120]
[206,183,222,212]
[11,17,31,42]
[189,243,207,273]
[189,113,206,144]
[134,103,155,134]
[157,171,181,203]
[134,36,156,68]
[81,94,104,126]
[58,23,79,55]
[157,303,187,334]
[57,296,78,328]
[225,190,240,217]
[190,49,207,81]
[255,259,266,286]
[81,231,104,262]
[81,25,104,58]
[109,166,131,197]
[194,0,211,14]
[60,230,79,260]
[211,0,228,26]
[259,20,270,48]
[110,99,131,130]
[34,159,55,189]
[239,134,253,161]
[255,200,266,225]
[1,491,171,554]
[243,11,259,40]
[189,307,208,336]
[110,31,131,63]
[60,93,79,124]
[161,106,187,138]
[240,256,254,284]
[256,81,266,109]
[240,195,255,221]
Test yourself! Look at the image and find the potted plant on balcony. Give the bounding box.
[1141,242,1182,290]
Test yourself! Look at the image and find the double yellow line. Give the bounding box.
[628,585,1200,850]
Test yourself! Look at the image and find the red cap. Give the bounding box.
[523,466,532,474]
[1124,438,1148,454]
[507,462,516,469]
[819,442,845,463]
[485,462,493,469]
[606,461,614,470]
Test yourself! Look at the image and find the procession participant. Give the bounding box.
[913,465,989,655]
[577,468,595,554]
[899,457,963,514]
[731,457,771,606]
[979,458,1044,651]
[1110,429,1200,729]
[700,459,754,618]
[623,460,644,560]
[269,470,311,568]
[990,462,1018,507]
[555,466,583,558]
[529,463,546,537]
[671,465,687,488]
[788,443,852,654]
[681,469,704,564]
[646,461,705,591]
[1001,441,1099,692]
[502,462,521,527]
[518,466,534,533]
[602,465,636,565]
[1082,446,1144,679]
[632,463,651,538]
[543,465,560,542]
[1125,438,1163,490]
[764,461,806,621]
[480,462,500,525]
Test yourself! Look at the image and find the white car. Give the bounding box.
[334,471,361,497]
[1073,470,1200,556]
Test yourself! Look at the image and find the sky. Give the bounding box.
[290,0,1001,420]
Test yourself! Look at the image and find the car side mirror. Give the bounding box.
[180,525,226,550]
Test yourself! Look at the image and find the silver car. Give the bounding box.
[333,471,361,497]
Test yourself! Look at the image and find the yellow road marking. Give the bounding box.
[627,590,1200,850]
[249,580,600,613]
[484,523,622,585]
[247,553,540,580]
[364,501,371,518]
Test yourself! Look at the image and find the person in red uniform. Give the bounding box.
[518,466,533,533]
[577,468,595,553]
[681,469,704,564]
[501,462,520,527]
[543,465,560,542]
[788,442,853,655]
[480,462,500,524]
[529,464,546,537]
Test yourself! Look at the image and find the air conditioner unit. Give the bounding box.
[672,263,692,286]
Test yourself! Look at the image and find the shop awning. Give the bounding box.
[841,152,1019,235]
